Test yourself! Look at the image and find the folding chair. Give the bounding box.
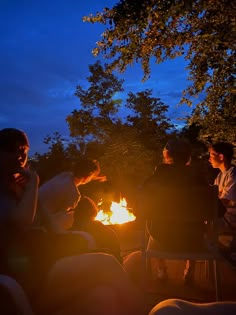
[141,185,222,301]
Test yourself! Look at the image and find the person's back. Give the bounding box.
[144,163,208,249]
[140,138,209,283]
[39,172,80,215]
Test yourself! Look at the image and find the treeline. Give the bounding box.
[31,62,213,208]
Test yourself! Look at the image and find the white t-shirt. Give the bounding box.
[214,166,236,224]
[215,166,236,201]
[38,172,81,214]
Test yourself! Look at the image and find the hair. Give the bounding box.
[210,142,234,162]
[73,196,98,224]
[0,128,29,152]
[164,139,191,165]
[71,157,100,179]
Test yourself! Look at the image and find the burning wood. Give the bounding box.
[95,197,136,225]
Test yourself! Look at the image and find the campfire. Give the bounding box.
[95,197,136,225]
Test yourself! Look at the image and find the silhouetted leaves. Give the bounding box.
[84,0,236,143]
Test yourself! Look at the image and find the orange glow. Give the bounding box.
[95,197,136,225]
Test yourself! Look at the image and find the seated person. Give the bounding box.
[38,157,106,231]
[208,142,236,249]
[70,196,122,263]
[0,128,90,292]
[140,138,210,284]
[0,128,145,315]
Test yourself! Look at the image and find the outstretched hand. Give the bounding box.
[94,174,107,182]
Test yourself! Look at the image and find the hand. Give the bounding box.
[94,174,107,182]
[15,167,39,187]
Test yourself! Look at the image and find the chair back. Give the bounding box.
[141,184,221,301]
[142,184,218,251]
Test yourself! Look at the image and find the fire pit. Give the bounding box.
[95,197,141,255]
[95,197,136,225]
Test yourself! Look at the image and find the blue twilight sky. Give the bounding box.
[0,0,192,155]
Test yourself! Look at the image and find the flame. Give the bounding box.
[95,197,136,225]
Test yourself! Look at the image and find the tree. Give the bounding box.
[32,132,69,183]
[125,89,174,152]
[98,125,156,205]
[66,61,175,196]
[66,60,124,146]
[83,0,236,143]
[31,132,85,183]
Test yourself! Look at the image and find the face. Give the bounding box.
[0,143,29,174]
[162,148,173,164]
[208,147,223,169]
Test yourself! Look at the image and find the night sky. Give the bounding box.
[1,0,190,155]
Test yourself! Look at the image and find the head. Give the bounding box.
[163,139,191,166]
[71,158,106,185]
[208,142,234,169]
[0,128,29,174]
[73,196,98,224]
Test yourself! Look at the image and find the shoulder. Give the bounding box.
[228,166,236,177]
[48,172,74,183]
[157,165,207,186]
[217,166,236,182]
[144,164,173,185]
[187,167,207,185]
[221,166,236,185]
[39,172,73,190]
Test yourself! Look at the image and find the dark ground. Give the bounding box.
[113,223,236,313]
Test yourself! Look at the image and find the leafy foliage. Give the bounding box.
[31,132,69,183]
[31,132,84,183]
[66,61,124,145]
[66,61,174,191]
[83,0,236,143]
[99,126,156,204]
[126,89,174,152]
[67,61,173,152]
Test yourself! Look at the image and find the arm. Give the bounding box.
[10,168,39,229]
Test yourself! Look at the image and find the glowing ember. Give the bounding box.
[95,197,136,225]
